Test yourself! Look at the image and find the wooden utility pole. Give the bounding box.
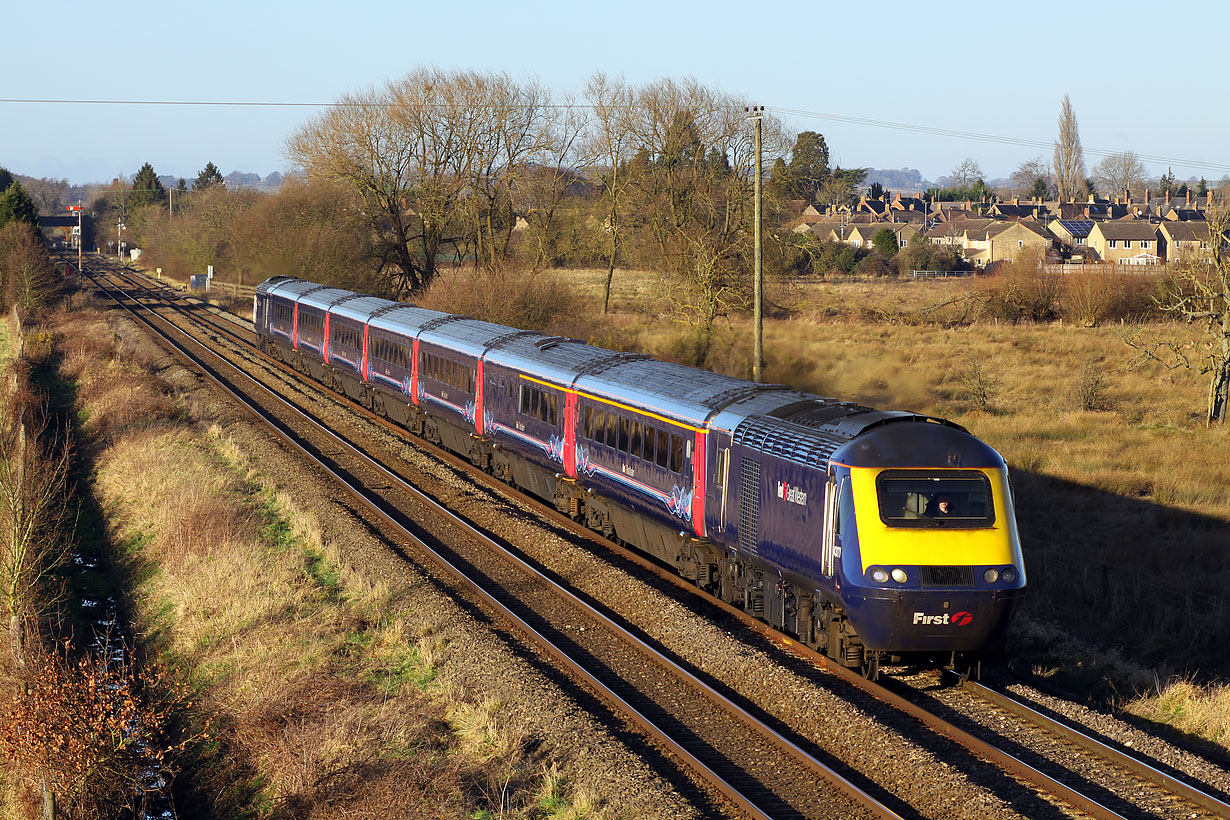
[748,106,765,382]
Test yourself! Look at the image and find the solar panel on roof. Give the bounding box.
[1058,219,1094,235]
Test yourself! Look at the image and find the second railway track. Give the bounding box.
[73,256,1230,820]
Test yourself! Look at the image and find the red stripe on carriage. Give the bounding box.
[410,338,420,405]
[361,325,370,381]
[563,391,577,478]
[475,359,485,435]
[692,430,706,538]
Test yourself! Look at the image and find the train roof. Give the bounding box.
[831,420,1004,469]
[367,303,453,335]
[418,317,528,358]
[258,277,326,300]
[574,358,783,429]
[330,295,396,323]
[482,335,632,389]
[299,287,368,312]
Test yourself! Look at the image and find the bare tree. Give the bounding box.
[1091,151,1148,198]
[510,99,593,271]
[0,372,72,665]
[1127,205,1230,424]
[585,73,637,313]
[622,77,786,366]
[1052,94,1087,202]
[1010,157,1053,198]
[950,157,984,187]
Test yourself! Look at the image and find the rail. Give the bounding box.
[80,257,1230,820]
[80,258,903,820]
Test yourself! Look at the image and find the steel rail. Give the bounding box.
[954,674,1230,819]
[88,259,1230,820]
[82,262,903,820]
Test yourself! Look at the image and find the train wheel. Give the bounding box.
[860,651,881,682]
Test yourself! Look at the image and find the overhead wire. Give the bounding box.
[3,96,1227,176]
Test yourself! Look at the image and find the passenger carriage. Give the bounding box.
[253,277,1026,674]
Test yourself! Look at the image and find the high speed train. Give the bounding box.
[254,276,1026,676]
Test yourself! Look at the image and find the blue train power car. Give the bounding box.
[255,277,1026,674]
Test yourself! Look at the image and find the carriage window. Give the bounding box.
[605,412,618,447]
[875,470,995,529]
[582,406,593,439]
[592,409,606,443]
[655,429,670,468]
[629,422,643,460]
[617,417,630,452]
[547,393,558,425]
[669,434,685,473]
[530,388,540,418]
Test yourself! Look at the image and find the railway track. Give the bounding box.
[75,260,900,818]
[71,256,1230,820]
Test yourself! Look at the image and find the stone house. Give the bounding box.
[1087,221,1161,264]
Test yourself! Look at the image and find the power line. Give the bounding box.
[770,106,1230,175]
[5,96,1228,176]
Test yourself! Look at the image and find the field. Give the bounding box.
[420,266,1230,743]
[192,263,1230,747]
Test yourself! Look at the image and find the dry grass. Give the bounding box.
[1126,680,1230,749]
[536,270,1230,747]
[61,307,611,819]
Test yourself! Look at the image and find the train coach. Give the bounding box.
[255,276,1026,676]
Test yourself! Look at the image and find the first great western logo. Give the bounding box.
[776,481,808,506]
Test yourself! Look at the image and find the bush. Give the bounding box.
[1060,269,1165,326]
[415,268,582,333]
[853,253,895,277]
[971,249,1061,323]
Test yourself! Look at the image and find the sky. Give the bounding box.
[3,0,1228,186]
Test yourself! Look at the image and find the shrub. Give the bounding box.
[1061,269,1165,326]
[1076,363,1112,411]
[972,249,1061,323]
[958,357,997,410]
[853,254,895,278]
[415,268,581,333]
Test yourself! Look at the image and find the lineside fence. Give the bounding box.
[909,269,974,279]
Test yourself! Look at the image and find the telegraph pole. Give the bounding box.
[747,105,765,382]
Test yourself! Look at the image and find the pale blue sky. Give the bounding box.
[3,0,1227,185]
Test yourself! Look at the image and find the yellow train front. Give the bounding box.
[826,421,1025,663]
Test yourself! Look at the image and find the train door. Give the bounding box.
[822,468,837,576]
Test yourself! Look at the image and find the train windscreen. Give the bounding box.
[874,470,995,528]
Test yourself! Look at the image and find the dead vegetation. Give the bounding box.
[58,304,611,818]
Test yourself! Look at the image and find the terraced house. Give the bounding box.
[1087,221,1160,265]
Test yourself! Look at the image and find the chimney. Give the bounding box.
[1186,190,1191,206]
[1088,193,1096,204]
[1013,197,1019,206]
[1165,190,1171,205]
[1145,189,1151,205]
[1125,188,1132,206]
[1209,190,1215,208]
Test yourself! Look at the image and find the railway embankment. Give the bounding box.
[37,291,695,818]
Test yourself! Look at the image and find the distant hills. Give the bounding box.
[154,171,283,192]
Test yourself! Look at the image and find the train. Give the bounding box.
[253,276,1026,676]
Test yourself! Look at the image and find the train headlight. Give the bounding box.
[890,568,908,583]
[871,568,889,583]
[984,568,1000,583]
[1002,568,1017,584]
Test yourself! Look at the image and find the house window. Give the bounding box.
[1140,240,1151,249]
[1107,240,1118,249]
[1076,237,1085,245]
[1018,240,1024,249]
[1124,240,1133,249]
